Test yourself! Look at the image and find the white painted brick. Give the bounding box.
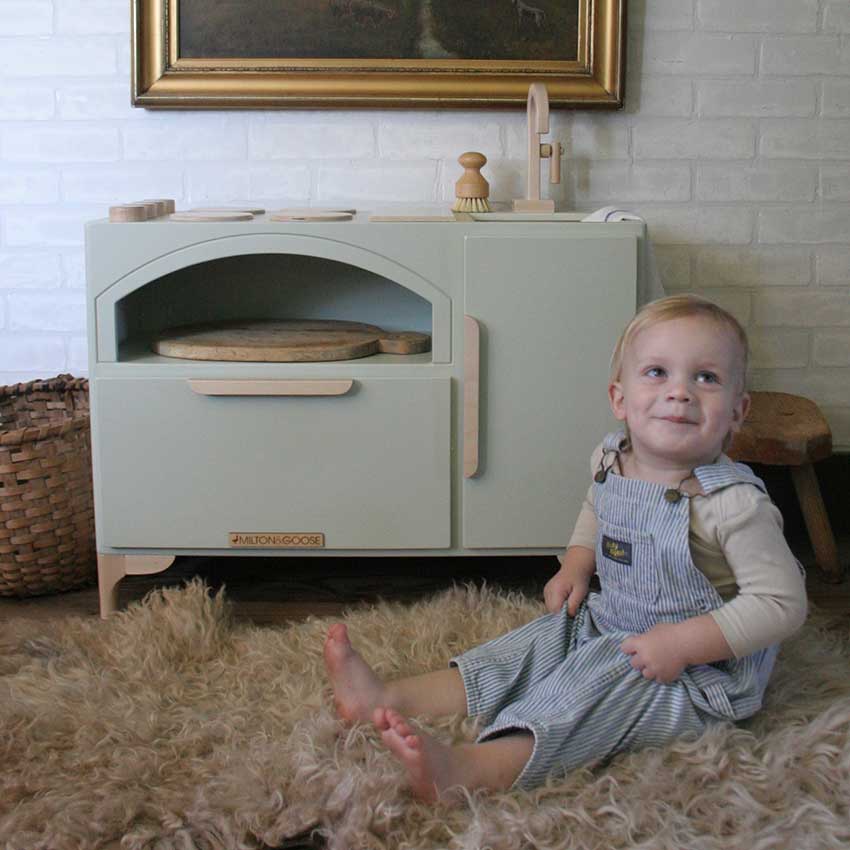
[754,289,850,326]
[821,167,850,201]
[5,207,103,247]
[0,2,53,36]
[61,251,85,289]
[0,303,6,329]
[820,406,850,449]
[571,162,691,203]
[247,165,311,204]
[748,368,850,408]
[316,163,438,204]
[760,119,850,159]
[0,252,62,289]
[697,0,818,33]
[632,119,755,159]
[2,124,120,162]
[749,329,810,369]
[0,84,55,119]
[0,167,60,203]
[249,118,373,160]
[696,164,816,202]
[641,206,754,244]
[637,32,756,76]
[68,335,88,373]
[654,246,692,291]
[185,165,250,207]
[123,119,247,161]
[761,37,844,77]
[824,2,850,33]
[0,369,71,384]
[0,38,116,76]
[698,80,815,118]
[567,116,630,160]
[816,247,850,285]
[814,332,850,366]
[57,83,141,120]
[760,208,850,244]
[56,2,129,35]
[0,334,65,371]
[822,81,850,118]
[629,0,694,31]
[8,291,86,332]
[624,76,693,116]
[380,117,504,159]
[696,247,812,287]
[61,164,183,203]
[691,289,751,324]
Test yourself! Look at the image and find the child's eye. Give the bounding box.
[644,366,666,378]
[696,371,719,384]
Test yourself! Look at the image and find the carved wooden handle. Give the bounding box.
[464,315,480,479]
[188,380,354,396]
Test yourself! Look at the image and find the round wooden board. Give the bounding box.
[270,210,353,221]
[152,319,431,362]
[169,211,254,222]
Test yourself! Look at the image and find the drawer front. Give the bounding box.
[94,377,450,549]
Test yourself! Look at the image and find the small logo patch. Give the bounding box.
[602,535,632,565]
[229,532,325,548]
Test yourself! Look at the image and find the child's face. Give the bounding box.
[608,316,750,468]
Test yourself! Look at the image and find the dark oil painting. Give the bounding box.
[178,0,580,61]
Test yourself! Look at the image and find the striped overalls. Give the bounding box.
[451,431,780,790]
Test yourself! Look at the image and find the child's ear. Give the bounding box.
[609,381,627,421]
[730,391,751,432]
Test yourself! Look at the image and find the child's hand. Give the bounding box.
[544,549,594,615]
[620,623,689,684]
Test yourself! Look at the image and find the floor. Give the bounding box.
[2,539,848,850]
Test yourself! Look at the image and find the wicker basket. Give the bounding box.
[0,375,96,597]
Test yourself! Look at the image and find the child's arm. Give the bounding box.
[544,544,596,615]
[620,616,734,684]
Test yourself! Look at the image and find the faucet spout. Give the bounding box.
[513,82,560,213]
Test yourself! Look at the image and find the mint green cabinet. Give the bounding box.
[463,235,637,548]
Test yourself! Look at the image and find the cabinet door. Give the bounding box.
[94,376,450,550]
[463,235,637,548]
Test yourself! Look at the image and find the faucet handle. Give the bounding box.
[541,142,562,185]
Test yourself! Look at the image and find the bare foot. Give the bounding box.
[323,623,387,723]
[373,707,466,804]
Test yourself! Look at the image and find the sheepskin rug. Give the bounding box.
[2,580,850,850]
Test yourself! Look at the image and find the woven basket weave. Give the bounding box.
[0,375,96,597]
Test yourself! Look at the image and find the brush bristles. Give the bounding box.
[452,196,492,213]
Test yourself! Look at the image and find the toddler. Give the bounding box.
[323,294,808,801]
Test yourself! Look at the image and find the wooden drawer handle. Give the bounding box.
[188,379,354,396]
[464,315,480,479]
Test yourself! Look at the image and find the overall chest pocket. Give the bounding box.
[596,520,661,603]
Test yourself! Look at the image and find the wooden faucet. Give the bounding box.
[513,83,562,213]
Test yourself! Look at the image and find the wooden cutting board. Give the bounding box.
[152,319,431,362]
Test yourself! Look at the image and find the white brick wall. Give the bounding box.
[0,0,848,448]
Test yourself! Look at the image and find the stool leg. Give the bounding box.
[790,463,844,583]
[98,553,126,618]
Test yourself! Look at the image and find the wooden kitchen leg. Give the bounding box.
[98,553,176,618]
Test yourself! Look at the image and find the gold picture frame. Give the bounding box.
[132,0,626,109]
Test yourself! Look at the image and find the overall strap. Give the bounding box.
[694,459,767,496]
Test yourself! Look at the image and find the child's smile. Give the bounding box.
[609,316,750,480]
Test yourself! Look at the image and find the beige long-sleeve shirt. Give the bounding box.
[567,443,808,659]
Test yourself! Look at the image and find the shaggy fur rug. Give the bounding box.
[2,580,850,850]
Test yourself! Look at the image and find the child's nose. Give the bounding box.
[666,382,691,402]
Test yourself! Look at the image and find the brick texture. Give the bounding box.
[0,0,848,448]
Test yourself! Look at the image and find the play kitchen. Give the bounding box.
[87,86,649,618]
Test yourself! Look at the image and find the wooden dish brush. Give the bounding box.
[453,151,491,213]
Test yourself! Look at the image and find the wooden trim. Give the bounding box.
[464,315,480,479]
[98,553,176,618]
[188,379,354,396]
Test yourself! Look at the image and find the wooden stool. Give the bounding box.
[728,391,844,582]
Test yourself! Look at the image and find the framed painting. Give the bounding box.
[132,0,626,109]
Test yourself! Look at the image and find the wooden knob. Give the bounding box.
[455,151,490,199]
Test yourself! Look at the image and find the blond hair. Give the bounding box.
[610,294,749,391]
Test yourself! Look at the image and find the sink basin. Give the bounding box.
[468,212,585,222]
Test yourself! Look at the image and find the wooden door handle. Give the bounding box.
[464,315,480,478]
[187,379,354,396]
